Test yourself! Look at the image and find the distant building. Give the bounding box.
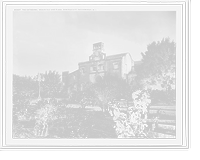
[62,42,140,91]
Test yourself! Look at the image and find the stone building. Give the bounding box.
[62,42,139,91]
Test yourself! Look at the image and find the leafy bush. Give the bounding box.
[171,89,176,99]
[13,75,38,96]
[109,90,152,138]
[70,91,81,103]
[13,123,35,138]
[34,98,62,136]
[150,90,176,103]
[59,98,70,105]
[13,93,34,120]
[13,92,27,104]
[150,90,168,103]
[70,90,96,107]
[79,90,96,107]
[79,74,132,111]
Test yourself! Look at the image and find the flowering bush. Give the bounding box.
[34,104,57,137]
[109,90,152,138]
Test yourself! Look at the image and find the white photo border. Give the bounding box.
[2,2,188,148]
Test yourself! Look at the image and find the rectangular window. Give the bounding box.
[90,66,97,72]
[80,68,85,75]
[113,62,119,69]
[98,64,104,71]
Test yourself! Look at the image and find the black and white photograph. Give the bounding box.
[0,0,190,150]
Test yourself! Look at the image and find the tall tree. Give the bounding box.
[90,73,121,112]
[134,38,176,105]
[40,71,62,98]
[120,79,132,99]
[13,74,22,92]
[13,74,38,100]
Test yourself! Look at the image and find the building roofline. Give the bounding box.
[126,52,133,62]
[68,70,79,75]
[78,61,91,65]
[106,52,128,59]
[78,52,134,65]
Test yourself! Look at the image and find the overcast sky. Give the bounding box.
[13,11,176,76]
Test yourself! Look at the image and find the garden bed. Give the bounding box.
[13,106,116,139]
[13,111,116,138]
[13,100,175,138]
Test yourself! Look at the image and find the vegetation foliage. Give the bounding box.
[34,98,62,136]
[150,90,176,103]
[12,38,176,138]
[90,74,121,112]
[13,126,35,138]
[108,89,151,138]
[136,38,176,91]
[13,93,33,120]
[79,90,96,107]
[41,71,62,97]
[70,90,96,108]
[13,75,38,96]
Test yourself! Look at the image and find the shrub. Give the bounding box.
[13,92,27,104]
[62,98,70,106]
[79,90,96,107]
[13,123,35,138]
[13,93,34,120]
[34,98,62,136]
[69,91,81,103]
[90,73,124,112]
[171,89,176,99]
[70,90,96,107]
[109,90,152,138]
[150,90,168,103]
[150,90,176,103]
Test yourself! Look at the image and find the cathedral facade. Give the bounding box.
[62,42,137,91]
